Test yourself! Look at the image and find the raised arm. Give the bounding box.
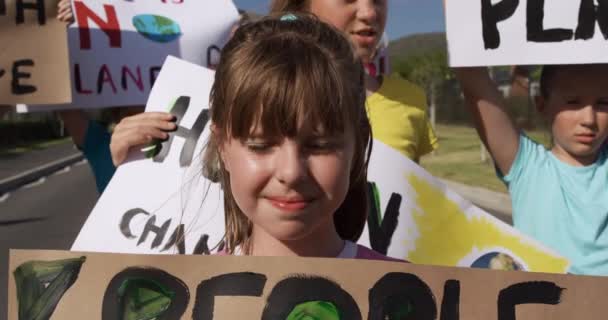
[454,67,520,175]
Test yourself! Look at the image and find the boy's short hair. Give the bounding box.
[540,64,608,98]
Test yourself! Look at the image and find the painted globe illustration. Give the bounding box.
[132,14,182,43]
[471,252,524,271]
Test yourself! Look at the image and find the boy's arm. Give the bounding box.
[455,67,520,175]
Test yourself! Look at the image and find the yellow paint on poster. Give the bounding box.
[404,174,569,273]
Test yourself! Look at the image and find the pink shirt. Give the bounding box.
[217,241,407,263]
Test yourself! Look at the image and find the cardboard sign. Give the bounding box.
[66,0,238,108]
[0,0,71,105]
[445,0,608,66]
[72,56,569,273]
[8,249,608,319]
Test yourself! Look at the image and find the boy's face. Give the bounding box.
[538,66,608,164]
[308,0,387,63]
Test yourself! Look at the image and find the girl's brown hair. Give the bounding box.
[205,13,372,254]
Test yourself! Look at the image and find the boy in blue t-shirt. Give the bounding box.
[456,65,608,275]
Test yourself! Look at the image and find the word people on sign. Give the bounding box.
[12,254,571,320]
[483,0,608,49]
[9,250,597,320]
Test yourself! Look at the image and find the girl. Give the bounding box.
[205,13,396,260]
[270,0,438,163]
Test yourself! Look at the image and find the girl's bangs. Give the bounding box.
[226,36,352,139]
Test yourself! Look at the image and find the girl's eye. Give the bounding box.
[245,140,273,153]
[306,139,340,152]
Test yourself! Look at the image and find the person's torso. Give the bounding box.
[510,143,608,275]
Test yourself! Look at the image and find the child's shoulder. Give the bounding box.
[368,73,427,113]
[380,73,426,100]
[355,244,407,263]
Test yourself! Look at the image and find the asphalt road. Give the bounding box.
[0,160,98,318]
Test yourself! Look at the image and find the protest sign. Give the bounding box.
[0,0,71,105]
[72,56,569,273]
[8,249,608,319]
[72,56,223,255]
[66,0,238,108]
[445,0,608,66]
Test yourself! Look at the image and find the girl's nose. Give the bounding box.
[275,142,308,186]
[356,0,379,22]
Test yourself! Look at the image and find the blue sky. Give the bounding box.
[232,0,445,40]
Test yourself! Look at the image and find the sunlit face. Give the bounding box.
[220,123,355,243]
[308,0,388,63]
[538,67,608,165]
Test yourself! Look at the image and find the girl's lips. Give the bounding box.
[350,33,378,47]
[267,197,312,211]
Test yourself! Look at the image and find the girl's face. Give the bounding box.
[308,0,387,63]
[220,123,355,244]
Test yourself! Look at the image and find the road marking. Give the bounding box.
[0,193,9,203]
[23,177,46,189]
[52,166,72,176]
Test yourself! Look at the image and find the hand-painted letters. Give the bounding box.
[73,63,159,95]
[11,59,36,95]
[74,1,121,49]
[102,267,190,320]
[15,0,45,25]
[482,0,608,49]
[366,182,401,255]
[119,207,215,254]
[497,281,564,320]
[193,273,267,320]
[153,96,209,167]
[15,258,564,320]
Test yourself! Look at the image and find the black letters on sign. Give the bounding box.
[481,0,519,49]
[497,281,564,320]
[440,280,461,320]
[367,182,401,255]
[527,0,573,42]
[11,59,36,95]
[192,272,267,320]
[262,276,362,320]
[16,0,45,25]
[368,272,438,320]
[102,267,190,320]
[575,0,608,40]
[153,96,209,167]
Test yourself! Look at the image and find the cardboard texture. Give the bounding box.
[72,57,569,274]
[7,249,608,319]
[445,0,608,66]
[0,0,71,105]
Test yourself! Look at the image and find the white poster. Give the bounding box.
[72,56,225,254]
[66,0,238,108]
[446,0,608,66]
[73,56,569,273]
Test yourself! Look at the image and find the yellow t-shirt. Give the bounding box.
[366,74,438,161]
